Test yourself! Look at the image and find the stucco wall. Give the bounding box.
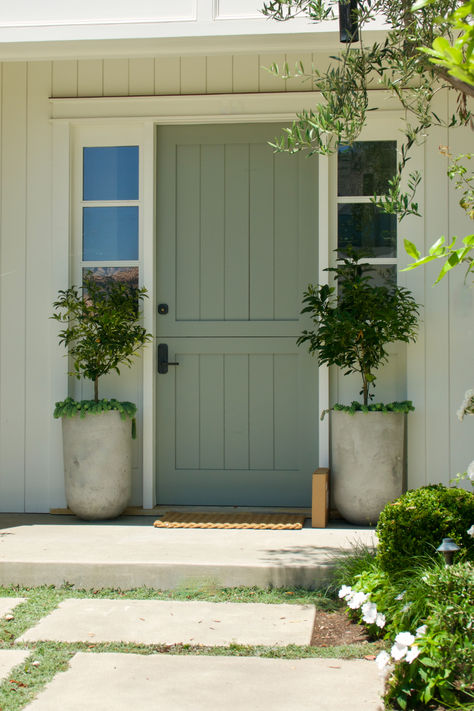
[0,54,472,512]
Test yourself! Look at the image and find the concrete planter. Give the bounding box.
[62,410,132,520]
[330,410,406,526]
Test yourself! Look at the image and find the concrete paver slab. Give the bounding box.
[24,652,383,711]
[18,599,315,646]
[0,650,30,682]
[0,597,26,618]
[0,515,376,589]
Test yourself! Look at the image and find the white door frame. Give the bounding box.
[52,91,404,508]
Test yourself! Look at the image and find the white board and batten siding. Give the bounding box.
[0,54,472,512]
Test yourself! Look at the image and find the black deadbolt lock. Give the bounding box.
[158,303,169,315]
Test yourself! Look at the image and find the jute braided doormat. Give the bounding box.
[153,512,306,530]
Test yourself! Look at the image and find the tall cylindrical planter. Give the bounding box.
[62,410,132,520]
[330,410,406,526]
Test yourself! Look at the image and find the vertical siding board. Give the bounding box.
[176,144,200,320]
[129,58,155,96]
[447,109,474,482]
[52,61,78,97]
[206,55,233,94]
[224,144,250,319]
[249,143,274,319]
[155,57,181,95]
[103,59,129,96]
[274,152,299,320]
[77,60,103,97]
[0,62,27,511]
[224,355,249,469]
[249,355,274,469]
[232,55,259,93]
[423,95,450,486]
[285,53,313,91]
[181,56,207,95]
[258,54,286,93]
[200,144,225,319]
[25,61,53,511]
[199,354,224,469]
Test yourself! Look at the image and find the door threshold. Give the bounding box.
[126,505,312,516]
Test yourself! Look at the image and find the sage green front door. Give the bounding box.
[156,124,318,506]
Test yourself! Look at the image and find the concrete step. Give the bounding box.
[0,514,376,590]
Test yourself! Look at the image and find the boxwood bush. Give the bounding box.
[376,485,474,573]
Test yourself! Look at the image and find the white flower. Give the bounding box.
[457,389,474,421]
[415,625,427,638]
[405,645,420,663]
[391,642,407,661]
[375,651,391,670]
[375,613,386,628]
[347,591,368,610]
[395,590,406,601]
[401,602,412,613]
[361,601,378,624]
[468,525,474,538]
[395,632,415,647]
[338,585,353,599]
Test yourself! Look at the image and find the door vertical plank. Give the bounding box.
[274,354,299,469]
[274,152,299,320]
[224,355,249,470]
[224,144,250,319]
[250,143,274,320]
[175,354,200,469]
[176,144,200,320]
[249,354,274,470]
[199,354,224,469]
[200,143,225,319]
[129,58,155,96]
[0,62,27,511]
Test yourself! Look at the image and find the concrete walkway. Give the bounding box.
[0,514,376,589]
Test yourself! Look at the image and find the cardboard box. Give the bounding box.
[312,468,329,528]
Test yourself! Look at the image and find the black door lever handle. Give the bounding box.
[157,344,179,374]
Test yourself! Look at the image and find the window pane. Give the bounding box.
[83,146,139,201]
[83,206,138,261]
[338,141,396,196]
[82,267,139,290]
[338,204,397,258]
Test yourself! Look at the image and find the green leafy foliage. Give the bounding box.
[297,252,420,405]
[52,274,152,402]
[53,398,138,438]
[376,484,474,573]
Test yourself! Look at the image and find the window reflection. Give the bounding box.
[83,146,139,201]
[83,206,138,261]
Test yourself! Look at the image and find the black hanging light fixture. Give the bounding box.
[339,0,359,43]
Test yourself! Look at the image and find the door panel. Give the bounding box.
[156,124,318,506]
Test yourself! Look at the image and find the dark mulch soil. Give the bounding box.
[310,609,370,647]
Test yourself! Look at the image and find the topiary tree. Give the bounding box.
[297,251,420,405]
[52,274,152,403]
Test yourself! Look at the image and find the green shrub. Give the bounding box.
[377,485,474,573]
[384,563,474,710]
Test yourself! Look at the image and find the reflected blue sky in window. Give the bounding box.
[83,206,138,261]
[83,146,139,201]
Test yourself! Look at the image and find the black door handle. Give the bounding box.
[158,344,179,374]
